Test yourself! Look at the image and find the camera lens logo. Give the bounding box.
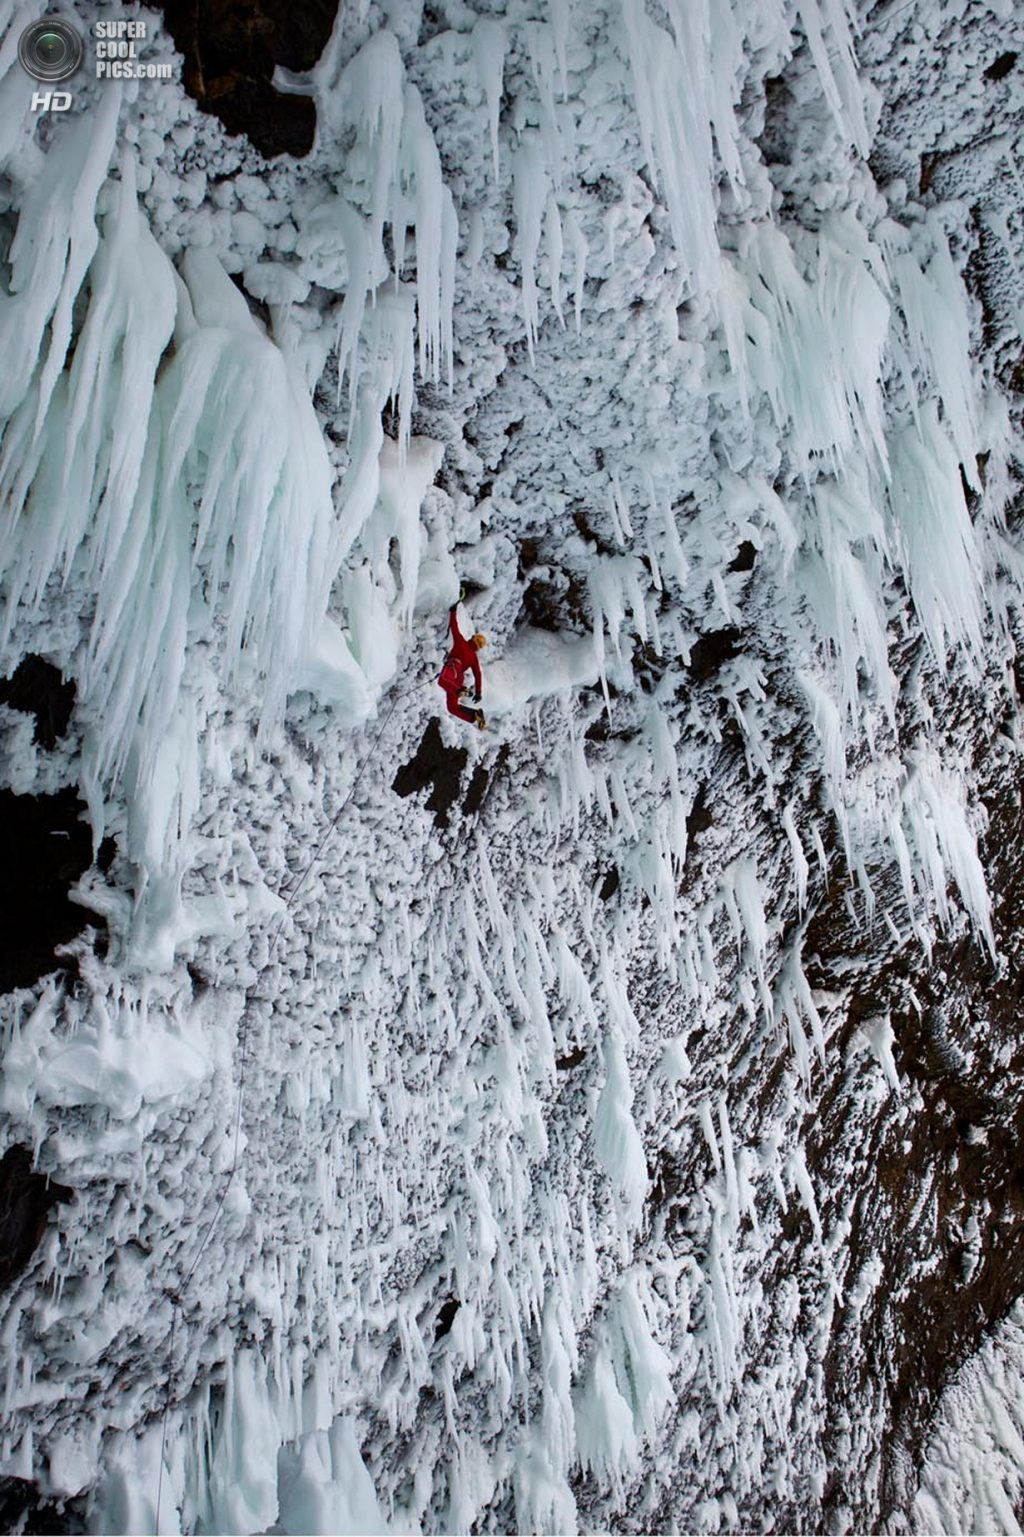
[18,18,83,82]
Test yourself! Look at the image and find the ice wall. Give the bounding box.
[0,0,1020,1531]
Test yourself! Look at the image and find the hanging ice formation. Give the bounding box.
[0,14,465,959]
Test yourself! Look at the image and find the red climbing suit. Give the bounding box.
[438,607,483,723]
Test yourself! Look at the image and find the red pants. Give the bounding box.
[442,686,477,723]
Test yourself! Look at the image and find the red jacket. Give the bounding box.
[439,608,482,696]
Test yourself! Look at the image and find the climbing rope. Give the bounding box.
[155,673,430,1530]
[866,0,918,26]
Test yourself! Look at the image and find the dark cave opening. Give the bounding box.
[151,0,338,158]
[0,655,75,751]
[0,788,100,995]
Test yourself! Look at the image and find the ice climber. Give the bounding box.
[439,600,487,729]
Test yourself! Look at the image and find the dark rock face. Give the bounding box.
[462,743,510,818]
[0,1475,84,1534]
[808,735,1024,1528]
[984,50,1017,82]
[728,539,757,573]
[393,718,468,829]
[0,1147,73,1293]
[0,787,96,994]
[434,1297,460,1341]
[687,627,743,683]
[0,656,75,751]
[555,1046,587,1071]
[462,762,490,817]
[152,0,338,158]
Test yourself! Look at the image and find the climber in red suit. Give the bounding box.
[438,602,487,729]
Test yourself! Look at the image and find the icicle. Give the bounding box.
[900,753,995,957]
[324,29,405,261]
[646,703,688,864]
[205,1351,282,1534]
[544,195,565,328]
[889,225,980,489]
[63,159,178,629]
[774,941,826,1088]
[857,1013,901,1095]
[800,474,897,731]
[551,930,599,1033]
[798,671,848,851]
[166,248,339,733]
[565,208,588,333]
[594,1033,647,1227]
[472,17,507,186]
[718,1097,741,1233]
[698,1099,721,1172]
[575,1337,638,1497]
[707,0,747,196]
[549,0,571,98]
[782,802,810,914]
[794,0,870,158]
[721,859,773,1023]
[786,1145,823,1242]
[611,1275,674,1438]
[525,21,569,188]
[400,84,458,387]
[331,200,374,412]
[588,554,647,659]
[541,1289,577,1474]
[610,471,636,543]
[888,400,984,668]
[732,220,890,482]
[618,0,719,294]
[716,257,753,419]
[0,88,120,423]
[703,1195,741,1401]
[513,135,549,363]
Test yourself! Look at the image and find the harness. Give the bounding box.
[438,654,465,692]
